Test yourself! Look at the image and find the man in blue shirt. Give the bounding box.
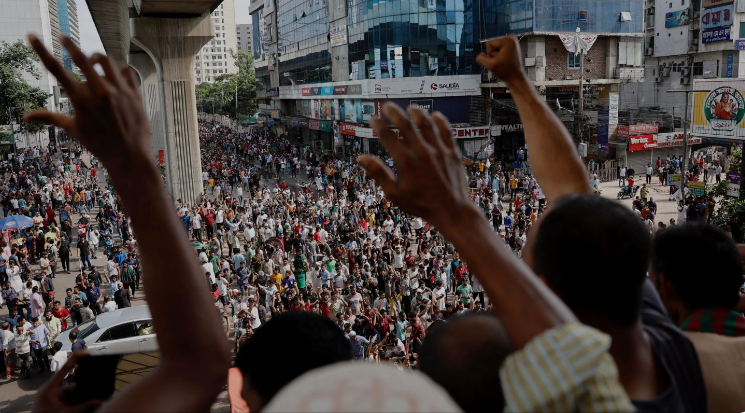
[30,318,50,372]
[347,331,370,360]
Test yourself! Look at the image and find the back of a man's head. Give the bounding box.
[531,195,651,327]
[652,223,743,312]
[419,313,513,412]
[235,311,352,412]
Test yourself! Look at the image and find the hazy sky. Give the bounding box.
[77,0,252,56]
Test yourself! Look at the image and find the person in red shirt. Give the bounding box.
[90,167,97,178]
[627,176,635,189]
[407,312,426,354]
[319,291,330,317]
[51,300,70,330]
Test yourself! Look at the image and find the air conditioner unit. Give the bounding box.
[646,47,654,56]
[663,67,671,77]
[578,142,588,157]
[680,77,691,85]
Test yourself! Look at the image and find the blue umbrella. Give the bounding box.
[0,215,34,231]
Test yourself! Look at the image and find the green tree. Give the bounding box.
[195,50,258,121]
[0,40,50,126]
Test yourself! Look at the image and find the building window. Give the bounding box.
[693,61,703,76]
[568,53,581,69]
[740,22,745,38]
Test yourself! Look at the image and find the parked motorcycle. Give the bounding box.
[617,185,639,200]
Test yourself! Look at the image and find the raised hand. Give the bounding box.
[475,35,527,85]
[357,104,479,236]
[25,35,150,174]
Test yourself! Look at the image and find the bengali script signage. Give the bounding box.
[656,132,703,147]
[617,124,659,138]
[309,120,320,130]
[340,123,358,136]
[703,0,733,7]
[727,171,741,197]
[702,27,731,44]
[701,4,733,30]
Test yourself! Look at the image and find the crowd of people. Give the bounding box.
[1,32,742,413]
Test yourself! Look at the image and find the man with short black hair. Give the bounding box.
[235,311,351,412]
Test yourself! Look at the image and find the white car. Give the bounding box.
[57,306,158,355]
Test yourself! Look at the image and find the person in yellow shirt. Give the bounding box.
[510,175,519,199]
[271,269,283,291]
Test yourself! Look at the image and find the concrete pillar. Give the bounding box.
[607,38,619,79]
[526,36,546,82]
[130,14,215,204]
[128,52,166,160]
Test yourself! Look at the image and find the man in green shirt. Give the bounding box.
[293,252,308,289]
[121,261,136,298]
[457,277,473,305]
[209,251,220,275]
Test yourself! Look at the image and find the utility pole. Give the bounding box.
[578,48,585,141]
[667,90,694,194]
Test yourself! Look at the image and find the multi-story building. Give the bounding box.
[237,23,253,54]
[57,0,80,72]
[250,0,645,160]
[617,0,745,169]
[195,0,239,84]
[0,0,70,148]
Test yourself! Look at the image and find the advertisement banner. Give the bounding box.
[598,106,610,151]
[302,88,311,96]
[628,134,658,152]
[333,86,348,95]
[703,0,733,7]
[348,84,363,95]
[656,132,703,147]
[702,27,731,44]
[688,181,706,196]
[309,120,320,130]
[665,9,690,28]
[266,87,280,97]
[693,80,745,139]
[410,99,434,113]
[701,4,733,30]
[557,33,598,55]
[374,80,425,95]
[736,39,745,50]
[727,171,741,197]
[330,25,347,47]
[671,174,682,186]
[311,87,321,96]
[158,150,165,166]
[320,86,334,95]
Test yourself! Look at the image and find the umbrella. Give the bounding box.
[0,215,34,231]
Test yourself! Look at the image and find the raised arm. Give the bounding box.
[27,35,230,412]
[358,103,575,349]
[476,35,592,203]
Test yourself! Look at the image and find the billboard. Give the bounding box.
[665,10,690,28]
[693,80,745,139]
[701,4,733,30]
[628,134,658,152]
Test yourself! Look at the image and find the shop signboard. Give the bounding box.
[340,123,358,136]
[618,124,658,138]
[693,80,745,139]
[302,88,311,96]
[319,120,333,132]
[598,105,610,151]
[373,80,425,95]
[702,27,731,44]
[671,174,682,186]
[701,4,733,30]
[409,99,433,113]
[348,84,363,95]
[703,0,733,8]
[735,39,745,50]
[688,181,706,196]
[727,171,741,197]
[333,86,348,95]
[656,132,703,147]
[665,9,690,28]
[309,120,320,130]
[311,87,321,96]
[320,86,334,95]
[628,134,658,151]
[424,76,481,94]
[266,87,280,97]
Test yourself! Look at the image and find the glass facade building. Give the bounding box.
[57,0,77,71]
[253,0,643,85]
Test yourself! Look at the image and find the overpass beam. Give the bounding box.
[130,14,214,204]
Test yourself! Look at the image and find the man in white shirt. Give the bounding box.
[49,342,69,374]
[433,281,447,310]
[102,296,118,313]
[191,212,202,242]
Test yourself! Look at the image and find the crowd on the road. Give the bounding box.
[9,32,745,413]
[0,141,138,381]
